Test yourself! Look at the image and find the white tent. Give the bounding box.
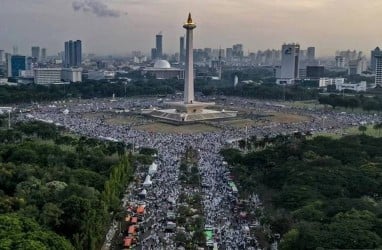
[143,175,152,186]
[148,163,158,175]
[139,189,147,197]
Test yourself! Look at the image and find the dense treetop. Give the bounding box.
[222,134,382,249]
[0,120,134,250]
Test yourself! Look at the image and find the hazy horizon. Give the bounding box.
[1,0,381,57]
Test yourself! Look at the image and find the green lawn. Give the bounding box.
[314,125,382,139]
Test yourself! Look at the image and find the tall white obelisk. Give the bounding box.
[183,13,196,104]
[149,13,237,122]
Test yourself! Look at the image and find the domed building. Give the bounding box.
[154,60,171,69]
[142,60,184,80]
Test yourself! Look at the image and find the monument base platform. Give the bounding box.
[148,108,237,123]
[165,101,215,113]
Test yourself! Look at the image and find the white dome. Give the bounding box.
[154,60,171,69]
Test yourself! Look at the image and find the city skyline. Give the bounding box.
[1,0,382,56]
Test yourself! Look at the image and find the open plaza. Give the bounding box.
[16,93,381,249]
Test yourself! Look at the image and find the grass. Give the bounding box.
[220,112,309,128]
[282,100,324,109]
[283,101,379,115]
[345,125,382,138]
[221,119,260,128]
[136,122,219,134]
[314,125,382,139]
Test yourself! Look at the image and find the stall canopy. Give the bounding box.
[128,226,136,235]
[143,175,152,186]
[131,217,138,224]
[137,205,145,214]
[123,237,132,247]
[148,163,158,175]
[139,189,147,196]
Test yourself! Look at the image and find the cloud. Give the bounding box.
[72,0,127,18]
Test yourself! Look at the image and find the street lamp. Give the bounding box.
[124,82,127,98]
[322,116,327,129]
[7,110,11,129]
[63,109,69,127]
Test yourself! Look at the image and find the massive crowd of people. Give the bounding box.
[18,96,381,249]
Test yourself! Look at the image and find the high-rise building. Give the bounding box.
[6,54,12,77]
[335,56,346,68]
[277,43,300,84]
[31,46,40,61]
[41,48,47,62]
[375,54,382,86]
[226,48,233,61]
[26,57,33,70]
[156,33,163,59]
[204,48,212,58]
[0,50,4,63]
[151,48,157,60]
[64,40,82,67]
[232,44,243,58]
[371,47,381,72]
[9,55,26,77]
[348,57,367,75]
[75,40,82,66]
[299,50,307,61]
[179,36,185,63]
[307,47,315,61]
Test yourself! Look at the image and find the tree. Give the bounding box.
[279,228,299,250]
[192,229,206,246]
[175,232,188,246]
[373,123,382,136]
[40,203,63,228]
[358,125,367,135]
[347,98,360,111]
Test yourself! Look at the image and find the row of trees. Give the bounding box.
[0,75,319,105]
[0,79,183,104]
[319,94,382,112]
[175,146,206,248]
[0,121,134,249]
[221,134,382,249]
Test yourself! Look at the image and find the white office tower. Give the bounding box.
[34,68,62,85]
[375,54,382,86]
[6,54,12,77]
[62,68,82,82]
[277,43,300,84]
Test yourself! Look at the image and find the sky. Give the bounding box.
[0,0,381,57]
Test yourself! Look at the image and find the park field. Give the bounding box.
[221,118,260,128]
[315,125,382,139]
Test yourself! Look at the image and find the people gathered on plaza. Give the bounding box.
[18,97,381,249]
